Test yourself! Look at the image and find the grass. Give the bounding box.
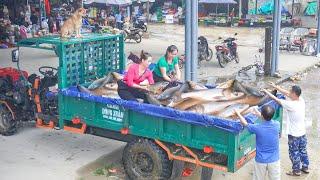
[93,168,105,176]
[92,163,116,177]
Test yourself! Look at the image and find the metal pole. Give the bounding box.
[191,0,198,81]
[271,0,281,75]
[317,0,320,56]
[239,0,242,18]
[291,0,294,17]
[255,0,258,14]
[185,0,191,81]
[275,0,281,71]
[146,1,150,23]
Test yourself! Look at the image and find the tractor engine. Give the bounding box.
[0,68,34,121]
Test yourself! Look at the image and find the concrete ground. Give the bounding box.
[0,24,319,180]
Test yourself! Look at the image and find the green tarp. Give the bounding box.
[304,1,317,16]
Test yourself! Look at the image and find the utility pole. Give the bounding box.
[317,0,320,56]
[190,0,198,81]
[271,0,281,75]
[184,0,191,81]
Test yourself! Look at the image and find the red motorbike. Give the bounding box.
[215,33,239,68]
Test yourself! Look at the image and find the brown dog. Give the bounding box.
[60,8,86,38]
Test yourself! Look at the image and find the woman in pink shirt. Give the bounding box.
[117,51,154,103]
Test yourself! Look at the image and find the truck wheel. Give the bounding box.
[123,138,173,180]
[0,105,17,136]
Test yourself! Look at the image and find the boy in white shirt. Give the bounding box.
[263,83,309,176]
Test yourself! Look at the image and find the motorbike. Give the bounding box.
[198,36,213,65]
[122,28,143,43]
[133,16,147,32]
[178,36,213,69]
[215,33,239,68]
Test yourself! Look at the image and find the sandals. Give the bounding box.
[301,168,310,174]
[286,171,301,176]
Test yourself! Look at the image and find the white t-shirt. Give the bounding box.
[280,97,306,137]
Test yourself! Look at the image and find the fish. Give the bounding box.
[216,104,250,118]
[146,94,162,106]
[156,81,207,102]
[148,81,170,95]
[157,84,184,101]
[77,85,119,97]
[232,80,264,97]
[186,101,238,115]
[88,72,123,90]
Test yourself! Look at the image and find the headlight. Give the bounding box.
[144,23,147,25]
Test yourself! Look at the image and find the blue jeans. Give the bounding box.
[288,135,309,172]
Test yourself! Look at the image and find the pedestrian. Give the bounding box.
[117,51,154,103]
[263,83,309,176]
[48,15,54,33]
[235,105,280,180]
[115,12,123,30]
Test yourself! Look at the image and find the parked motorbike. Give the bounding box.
[133,16,147,32]
[198,36,213,65]
[122,28,143,43]
[215,33,239,68]
[178,36,213,69]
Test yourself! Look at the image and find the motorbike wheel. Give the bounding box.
[234,52,240,63]
[135,34,142,43]
[142,25,147,32]
[178,59,184,69]
[217,53,227,68]
[206,48,213,61]
[299,45,304,53]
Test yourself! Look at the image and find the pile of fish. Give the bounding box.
[77,72,276,119]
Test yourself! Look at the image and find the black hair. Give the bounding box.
[165,45,178,60]
[261,105,275,121]
[291,85,301,97]
[136,50,151,64]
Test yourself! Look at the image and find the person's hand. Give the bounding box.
[252,107,261,116]
[268,81,276,88]
[140,85,149,91]
[234,109,241,117]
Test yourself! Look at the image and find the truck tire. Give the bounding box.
[123,138,173,180]
[0,104,17,136]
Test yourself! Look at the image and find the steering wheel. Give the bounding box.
[39,66,58,78]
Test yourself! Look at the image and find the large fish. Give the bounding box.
[88,72,123,90]
[156,81,208,101]
[77,85,119,98]
[148,81,170,95]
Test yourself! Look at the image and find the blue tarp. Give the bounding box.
[61,87,283,134]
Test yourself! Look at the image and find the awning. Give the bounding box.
[199,0,237,4]
[83,0,132,5]
[132,0,155,2]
